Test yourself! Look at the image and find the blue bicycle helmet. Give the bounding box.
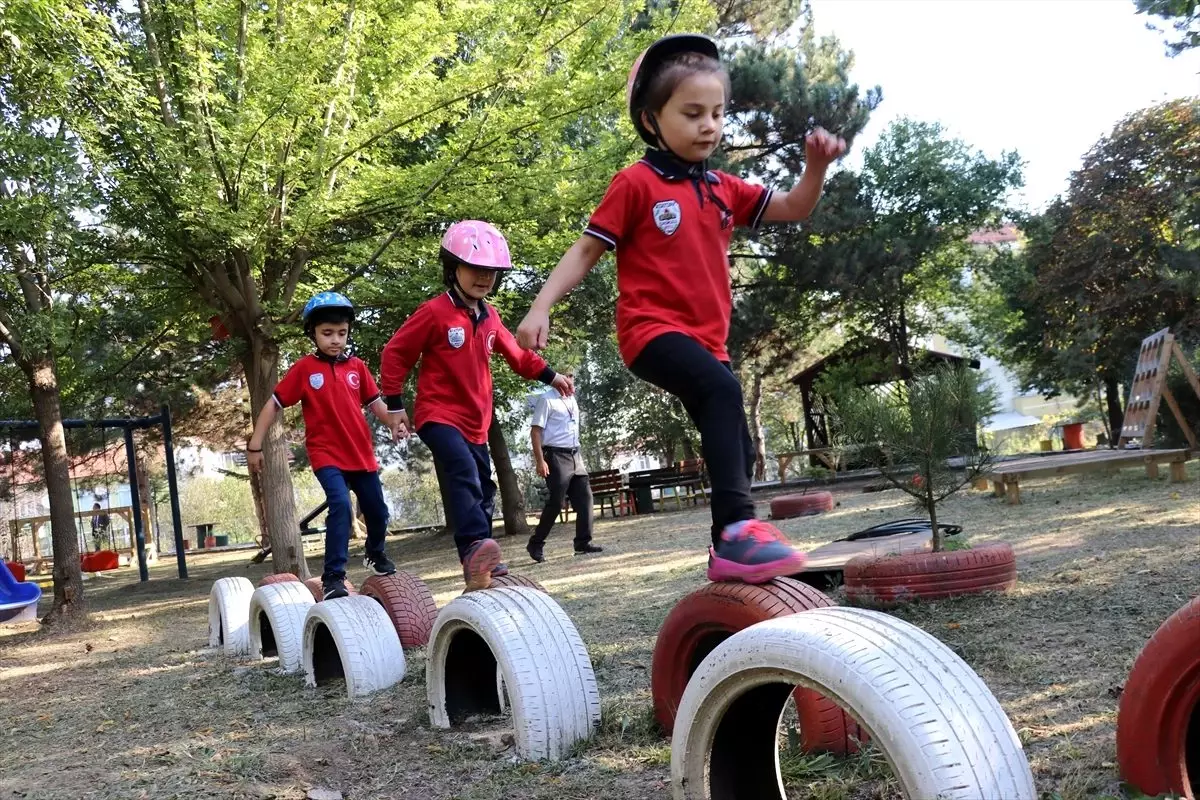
[302,292,355,338]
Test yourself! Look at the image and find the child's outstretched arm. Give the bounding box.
[246,402,279,473]
[516,234,607,350]
[380,306,432,440]
[762,127,848,223]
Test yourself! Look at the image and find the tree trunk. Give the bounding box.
[487,413,529,538]
[928,487,941,552]
[1103,371,1124,444]
[25,356,85,624]
[241,340,306,577]
[749,370,766,482]
[432,456,456,535]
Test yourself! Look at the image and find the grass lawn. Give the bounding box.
[1,463,1196,800]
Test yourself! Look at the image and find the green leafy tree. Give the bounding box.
[969,98,1200,436]
[835,365,998,552]
[0,6,110,621]
[1135,0,1199,55]
[44,0,709,576]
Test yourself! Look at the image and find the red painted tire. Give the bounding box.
[1117,595,1200,797]
[303,576,356,601]
[770,491,835,519]
[257,572,299,587]
[81,550,120,572]
[360,572,439,649]
[651,578,867,754]
[461,572,547,594]
[844,543,1016,607]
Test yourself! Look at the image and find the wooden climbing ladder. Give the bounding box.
[1118,328,1200,450]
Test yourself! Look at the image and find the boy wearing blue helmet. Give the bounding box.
[247,292,396,600]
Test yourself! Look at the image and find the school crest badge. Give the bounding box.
[653,200,681,236]
[448,326,466,349]
[309,373,324,390]
[346,371,361,389]
[485,331,497,355]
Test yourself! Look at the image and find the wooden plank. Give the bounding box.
[989,448,1191,479]
[1173,341,1200,402]
[1171,461,1188,482]
[798,530,933,572]
[1160,385,1198,449]
[1120,329,1174,447]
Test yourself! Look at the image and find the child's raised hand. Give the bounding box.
[247,449,265,474]
[551,373,575,397]
[517,309,550,350]
[805,126,847,168]
[387,410,411,442]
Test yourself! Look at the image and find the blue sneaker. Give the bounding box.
[707,519,808,584]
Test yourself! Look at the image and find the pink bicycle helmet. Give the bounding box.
[440,220,512,271]
[626,34,720,147]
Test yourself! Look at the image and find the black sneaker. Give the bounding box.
[363,552,397,577]
[322,578,350,600]
[525,541,545,563]
[574,543,603,555]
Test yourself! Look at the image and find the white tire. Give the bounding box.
[207,577,254,656]
[248,581,315,674]
[426,587,601,761]
[671,607,1035,800]
[302,595,405,698]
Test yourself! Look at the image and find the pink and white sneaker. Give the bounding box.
[706,519,808,584]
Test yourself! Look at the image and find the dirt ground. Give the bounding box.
[1,463,1197,800]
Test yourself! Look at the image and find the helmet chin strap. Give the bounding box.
[647,113,696,167]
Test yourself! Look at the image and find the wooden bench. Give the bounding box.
[590,468,636,518]
[986,448,1192,504]
[628,461,709,513]
[776,449,838,484]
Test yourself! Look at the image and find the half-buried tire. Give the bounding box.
[427,587,600,761]
[248,581,314,673]
[770,492,834,520]
[1117,595,1200,798]
[257,572,300,587]
[844,543,1016,606]
[651,578,865,754]
[670,608,1035,799]
[208,577,254,656]
[360,572,439,649]
[302,596,405,698]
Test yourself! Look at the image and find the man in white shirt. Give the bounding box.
[526,375,603,562]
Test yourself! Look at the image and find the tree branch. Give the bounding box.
[135,0,178,127]
[234,0,248,106]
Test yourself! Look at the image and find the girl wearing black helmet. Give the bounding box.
[517,34,846,585]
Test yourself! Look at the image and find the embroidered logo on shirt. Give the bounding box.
[485,331,497,355]
[448,326,466,349]
[346,371,361,389]
[653,200,681,236]
[309,373,324,390]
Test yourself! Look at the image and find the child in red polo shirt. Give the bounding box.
[517,34,847,585]
[381,221,574,591]
[247,292,396,600]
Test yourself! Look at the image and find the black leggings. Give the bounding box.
[630,332,756,544]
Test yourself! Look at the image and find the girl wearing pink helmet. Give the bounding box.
[517,34,846,585]
[381,221,574,590]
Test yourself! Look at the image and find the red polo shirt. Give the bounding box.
[585,155,772,365]
[381,292,554,444]
[273,354,381,472]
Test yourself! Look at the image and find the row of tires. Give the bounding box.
[209,572,598,761]
[211,570,1039,797]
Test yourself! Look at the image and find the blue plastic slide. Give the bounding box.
[0,560,41,623]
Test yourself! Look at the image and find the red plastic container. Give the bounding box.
[5,561,26,582]
[1062,422,1085,450]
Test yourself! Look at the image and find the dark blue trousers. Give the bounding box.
[418,423,495,560]
[314,467,390,581]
